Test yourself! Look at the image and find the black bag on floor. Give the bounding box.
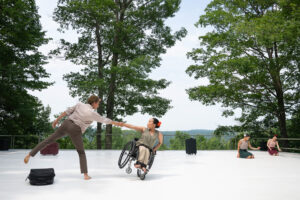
[26,168,55,185]
[0,138,10,150]
[185,138,197,155]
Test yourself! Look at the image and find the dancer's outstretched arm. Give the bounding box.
[52,112,67,128]
[276,141,282,152]
[120,123,145,133]
[52,104,77,128]
[92,112,122,127]
[249,142,260,150]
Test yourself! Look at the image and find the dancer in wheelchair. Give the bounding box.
[120,118,163,173]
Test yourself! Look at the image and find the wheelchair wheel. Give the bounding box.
[140,174,146,180]
[126,167,132,174]
[118,141,134,169]
[147,153,155,170]
[137,169,141,177]
[137,169,146,180]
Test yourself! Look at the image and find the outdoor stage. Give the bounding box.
[0,150,299,200]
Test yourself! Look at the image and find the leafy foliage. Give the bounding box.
[0,0,53,136]
[51,0,187,148]
[186,0,300,139]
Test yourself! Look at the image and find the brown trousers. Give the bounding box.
[30,119,88,174]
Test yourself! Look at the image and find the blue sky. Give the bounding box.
[31,0,240,131]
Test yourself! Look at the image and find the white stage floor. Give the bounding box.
[0,150,300,200]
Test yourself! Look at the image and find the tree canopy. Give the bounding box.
[51,0,187,148]
[186,0,300,140]
[0,0,52,136]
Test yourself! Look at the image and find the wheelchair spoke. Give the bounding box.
[118,141,135,169]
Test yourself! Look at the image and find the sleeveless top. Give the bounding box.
[136,128,159,148]
[268,139,276,148]
[240,139,249,150]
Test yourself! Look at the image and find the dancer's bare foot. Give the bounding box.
[142,167,147,173]
[24,154,31,164]
[84,173,91,180]
[134,164,141,169]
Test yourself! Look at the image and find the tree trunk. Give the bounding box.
[105,57,117,149]
[96,121,102,149]
[105,2,126,149]
[274,76,289,147]
[268,44,289,147]
[95,22,104,149]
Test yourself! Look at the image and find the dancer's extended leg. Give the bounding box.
[24,121,68,164]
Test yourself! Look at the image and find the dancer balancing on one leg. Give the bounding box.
[120,118,163,173]
[267,134,282,156]
[24,95,122,180]
[237,134,260,159]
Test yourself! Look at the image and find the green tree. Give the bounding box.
[195,135,206,150]
[51,0,187,149]
[213,126,238,137]
[111,126,126,149]
[206,137,224,150]
[286,107,300,150]
[0,0,52,138]
[186,0,300,143]
[169,131,190,150]
[287,108,300,138]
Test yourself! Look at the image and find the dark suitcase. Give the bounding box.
[185,138,197,155]
[26,168,55,185]
[0,138,10,150]
[40,142,59,155]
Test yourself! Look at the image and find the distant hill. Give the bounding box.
[161,129,214,136]
[161,129,215,147]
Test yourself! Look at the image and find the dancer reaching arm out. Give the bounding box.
[24,95,122,180]
[120,118,163,172]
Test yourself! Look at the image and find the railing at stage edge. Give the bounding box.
[0,134,299,151]
[251,137,300,152]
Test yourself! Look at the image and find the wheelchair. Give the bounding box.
[118,138,156,180]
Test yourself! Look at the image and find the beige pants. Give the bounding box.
[138,146,150,165]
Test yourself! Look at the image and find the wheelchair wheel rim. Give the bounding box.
[118,141,134,168]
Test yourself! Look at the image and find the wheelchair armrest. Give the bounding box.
[150,149,157,155]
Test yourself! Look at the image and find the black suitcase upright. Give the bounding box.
[185,138,197,155]
[26,168,55,185]
[0,138,10,150]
